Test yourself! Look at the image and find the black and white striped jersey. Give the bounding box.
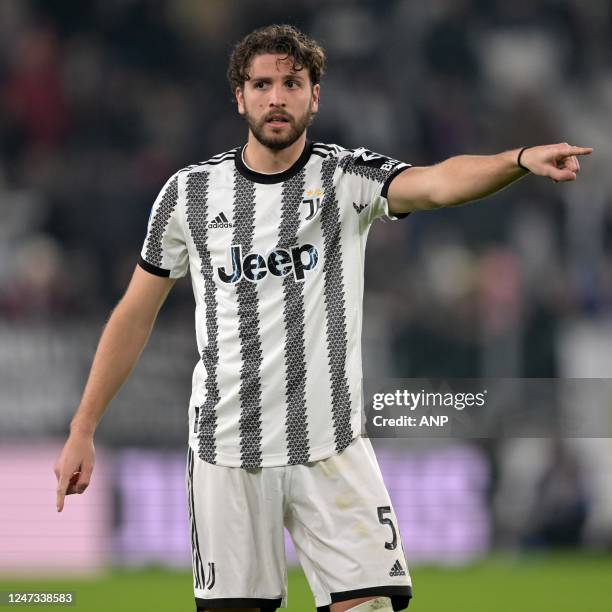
[139,141,411,468]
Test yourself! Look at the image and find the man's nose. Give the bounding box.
[268,84,286,106]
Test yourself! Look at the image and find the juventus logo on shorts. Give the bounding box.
[206,562,216,589]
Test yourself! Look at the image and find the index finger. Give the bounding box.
[56,471,79,512]
[56,473,69,512]
[569,146,593,156]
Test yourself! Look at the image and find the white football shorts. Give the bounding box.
[186,436,412,611]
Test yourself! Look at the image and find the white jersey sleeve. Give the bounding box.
[139,171,189,278]
[338,147,412,227]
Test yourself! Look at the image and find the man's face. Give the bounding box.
[236,53,320,151]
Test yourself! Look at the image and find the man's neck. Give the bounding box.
[243,133,307,174]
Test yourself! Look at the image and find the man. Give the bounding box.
[54,24,592,612]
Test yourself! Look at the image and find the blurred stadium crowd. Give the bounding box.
[1,0,612,562]
[1,0,611,350]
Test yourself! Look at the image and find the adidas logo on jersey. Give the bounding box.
[353,202,368,214]
[389,560,406,577]
[208,212,233,229]
[217,243,319,284]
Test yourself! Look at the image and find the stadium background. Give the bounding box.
[1,0,611,610]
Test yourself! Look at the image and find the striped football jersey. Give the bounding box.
[139,141,411,468]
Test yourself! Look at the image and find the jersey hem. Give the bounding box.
[138,256,170,277]
[189,434,363,468]
[381,164,413,219]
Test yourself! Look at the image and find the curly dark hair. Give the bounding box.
[227,24,326,92]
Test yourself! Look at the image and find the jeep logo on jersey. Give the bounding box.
[217,244,319,283]
[354,149,400,172]
[302,189,323,220]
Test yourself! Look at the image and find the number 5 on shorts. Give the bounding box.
[377,506,397,550]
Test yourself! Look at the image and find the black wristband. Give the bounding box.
[517,146,532,172]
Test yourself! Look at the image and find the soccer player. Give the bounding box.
[54,24,592,612]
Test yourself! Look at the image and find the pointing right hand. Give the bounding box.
[53,431,96,512]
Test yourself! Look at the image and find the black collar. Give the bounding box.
[235,140,313,184]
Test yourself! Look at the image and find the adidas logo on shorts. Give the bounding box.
[389,559,406,577]
[208,212,233,229]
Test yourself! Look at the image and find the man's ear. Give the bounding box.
[311,83,320,114]
[236,86,245,115]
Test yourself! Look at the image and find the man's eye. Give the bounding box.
[286,80,297,88]
[254,82,266,89]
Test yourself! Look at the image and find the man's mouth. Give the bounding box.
[266,114,291,125]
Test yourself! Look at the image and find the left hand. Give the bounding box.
[521,143,593,182]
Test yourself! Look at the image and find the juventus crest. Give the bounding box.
[302,189,323,220]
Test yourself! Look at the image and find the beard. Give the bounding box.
[243,104,316,151]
